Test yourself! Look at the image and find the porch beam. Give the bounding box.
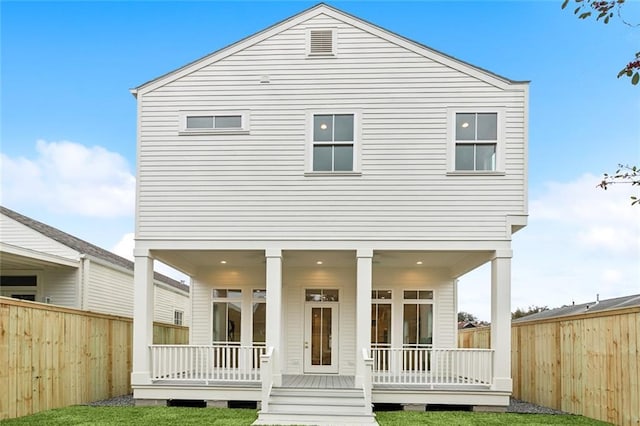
[132,249,154,385]
[265,248,282,387]
[355,248,373,388]
[490,250,512,392]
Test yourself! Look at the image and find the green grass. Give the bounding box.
[0,406,611,425]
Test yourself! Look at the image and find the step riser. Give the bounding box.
[269,404,367,414]
[269,396,364,405]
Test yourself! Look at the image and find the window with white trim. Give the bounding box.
[449,109,504,173]
[0,275,38,302]
[402,290,434,348]
[371,290,392,349]
[180,111,249,134]
[173,310,184,326]
[252,289,266,345]
[211,289,242,345]
[309,113,358,173]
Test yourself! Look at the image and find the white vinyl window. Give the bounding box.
[307,112,360,174]
[252,289,266,345]
[179,111,250,134]
[211,289,242,345]
[402,290,434,348]
[371,290,392,349]
[448,108,504,173]
[173,310,184,326]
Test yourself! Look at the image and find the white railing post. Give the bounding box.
[362,348,373,415]
[260,346,274,413]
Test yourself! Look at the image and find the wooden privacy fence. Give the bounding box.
[0,296,189,420]
[458,306,640,426]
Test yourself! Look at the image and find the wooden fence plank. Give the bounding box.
[0,297,188,420]
[459,307,640,426]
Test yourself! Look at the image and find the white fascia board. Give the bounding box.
[133,5,327,96]
[133,4,529,97]
[134,239,513,252]
[319,7,525,90]
[0,242,80,268]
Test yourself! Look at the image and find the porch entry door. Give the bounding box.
[304,303,339,373]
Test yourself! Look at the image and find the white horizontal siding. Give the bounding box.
[137,14,526,241]
[0,215,79,259]
[154,284,191,326]
[41,268,78,308]
[85,261,134,317]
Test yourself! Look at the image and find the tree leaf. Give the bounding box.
[632,72,639,85]
[562,0,570,9]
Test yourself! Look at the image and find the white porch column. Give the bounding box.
[265,248,282,387]
[490,250,513,392]
[355,249,373,387]
[131,249,154,385]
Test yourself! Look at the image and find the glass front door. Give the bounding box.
[304,303,338,373]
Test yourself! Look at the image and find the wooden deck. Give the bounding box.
[281,375,355,389]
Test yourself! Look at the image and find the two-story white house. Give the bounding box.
[130,4,528,424]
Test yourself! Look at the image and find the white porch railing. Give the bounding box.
[361,348,373,414]
[260,346,274,413]
[371,347,494,386]
[150,345,266,383]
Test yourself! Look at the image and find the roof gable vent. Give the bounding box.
[308,29,335,56]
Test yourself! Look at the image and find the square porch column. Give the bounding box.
[490,250,513,392]
[265,248,282,387]
[131,249,154,385]
[355,248,373,387]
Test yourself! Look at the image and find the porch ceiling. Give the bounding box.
[151,249,494,279]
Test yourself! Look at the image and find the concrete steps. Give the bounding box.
[253,387,377,425]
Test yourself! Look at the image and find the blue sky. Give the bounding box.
[1,1,639,319]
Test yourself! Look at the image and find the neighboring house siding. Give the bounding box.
[155,284,190,325]
[40,267,78,307]
[84,261,135,317]
[137,14,526,241]
[0,215,79,259]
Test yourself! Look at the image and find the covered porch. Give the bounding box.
[131,245,513,412]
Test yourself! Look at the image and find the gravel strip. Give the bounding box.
[87,394,566,414]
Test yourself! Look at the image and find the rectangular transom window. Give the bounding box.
[311,114,355,172]
[454,112,498,171]
[180,111,249,134]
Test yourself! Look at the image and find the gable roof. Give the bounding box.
[0,206,188,293]
[513,294,640,323]
[132,3,527,96]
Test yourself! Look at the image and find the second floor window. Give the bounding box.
[454,112,498,171]
[312,114,355,172]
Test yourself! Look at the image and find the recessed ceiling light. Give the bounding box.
[416,261,423,265]
[220,260,227,264]
[316,261,323,265]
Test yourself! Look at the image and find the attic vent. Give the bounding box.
[309,29,334,55]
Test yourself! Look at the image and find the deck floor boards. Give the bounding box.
[282,375,355,389]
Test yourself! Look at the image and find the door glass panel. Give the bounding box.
[311,307,332,366]
[252,302,266,343]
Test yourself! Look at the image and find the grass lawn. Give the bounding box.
[0,406,611,425]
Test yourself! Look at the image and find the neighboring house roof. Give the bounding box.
[0,206,188,293]
[132,2,528,96]
[513,294,640,323]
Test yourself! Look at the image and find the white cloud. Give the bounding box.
[112,232,135,261]
[1,140,135,217]
[459,173,640,321]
